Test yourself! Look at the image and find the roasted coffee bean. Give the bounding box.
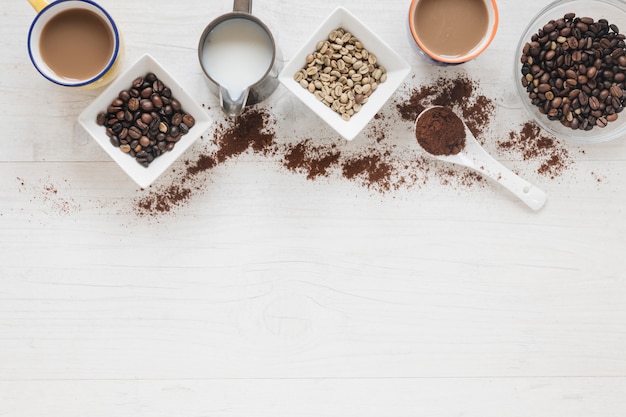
[140,87,153,99]
[140,99,154,112]
[128,97,140,111]
[107,105,121,114]
[96,112,106,126]
[171,113,183,126]
[135,119,149,133]
[119,90,130,102]
[141,113,153,124]
[149,118,160,132]
[111,122,123,135]
[151,94,163,109]
[182,114,195,127]
[128,126,142,140]
[132,77,143,89]
[153,79,164,92]
[579,91,589,105]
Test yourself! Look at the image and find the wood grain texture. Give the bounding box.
[1,0,626,416]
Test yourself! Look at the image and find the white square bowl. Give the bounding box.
[78,54,212,188]
[279,6,410,141]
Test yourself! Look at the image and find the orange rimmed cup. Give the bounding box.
[408,0,498,65]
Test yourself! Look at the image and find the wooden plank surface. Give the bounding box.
[1,0,626,415]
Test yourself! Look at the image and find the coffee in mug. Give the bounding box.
[408,0,498,64]
[27,0,123,89]
[39,8,113,80]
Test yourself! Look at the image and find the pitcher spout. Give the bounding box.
[219,86,250,117]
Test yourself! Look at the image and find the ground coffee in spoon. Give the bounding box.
[415,106,466,155]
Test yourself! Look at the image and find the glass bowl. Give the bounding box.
[515,0,626,144]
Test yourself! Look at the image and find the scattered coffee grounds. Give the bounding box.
[134,75,499,216]
[498,121,572,179]
[16,176,80,217]
[130,72,582,217]
[185,154,216,177]
[396,75,494,140]
[133,108,277,216]
[214,109,277,162]
[283,140,340,180]
[135,184,191,214]
[400,74,578,179]
[341,150,395,192]
[415,106,466,155]
[369,113,388,143]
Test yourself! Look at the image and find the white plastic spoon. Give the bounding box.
[414,106,547,210]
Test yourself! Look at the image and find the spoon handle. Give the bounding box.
[472,152,547,211]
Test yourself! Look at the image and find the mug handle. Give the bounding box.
[233,0,251,13]
[28,0,49,13]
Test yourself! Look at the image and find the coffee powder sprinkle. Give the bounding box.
[125,73,580,217]
[132,108,277,216]
[283,139,341,180]
[131,75,499,215]
[341,151,395,192]
[498,121,572,179]
[396,75,494,140]
[135,184,191,214]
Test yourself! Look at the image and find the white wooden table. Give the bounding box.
[2,1,626,416]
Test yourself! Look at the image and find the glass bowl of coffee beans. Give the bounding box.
[79,54,212,188]
[279,6,410,141]
[515,0,626,143]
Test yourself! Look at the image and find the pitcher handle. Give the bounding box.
[220,86,250,117]
[233,0,252,13]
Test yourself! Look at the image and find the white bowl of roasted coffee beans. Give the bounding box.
[279,6,410,141]
[79,54,212,188]
[516,0,626,143]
